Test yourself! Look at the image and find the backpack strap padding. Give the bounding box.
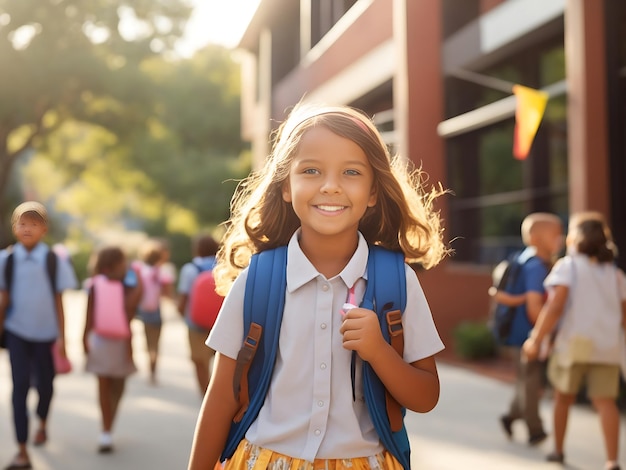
[360,246,411,469]
[359,246,406,431]
[222,246,287,461]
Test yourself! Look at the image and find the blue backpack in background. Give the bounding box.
[490,250,526,344]
[222,245,412,468]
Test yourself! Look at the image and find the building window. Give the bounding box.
[311,0,358,46]
[442,0,479,39]
[444,39,567,265]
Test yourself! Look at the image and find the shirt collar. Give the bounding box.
[14,242,48,261]
[517,246,534,260]
[286,230,369,293]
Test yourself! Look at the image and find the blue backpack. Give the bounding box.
[222,245,412,469]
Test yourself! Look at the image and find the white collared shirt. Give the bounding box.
[208,231,444,461]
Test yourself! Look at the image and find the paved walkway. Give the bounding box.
[0,290,623,469]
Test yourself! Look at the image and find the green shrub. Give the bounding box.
[453,321,497,360]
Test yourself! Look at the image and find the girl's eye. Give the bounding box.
[303,168,319,175]
[345,169,361,176]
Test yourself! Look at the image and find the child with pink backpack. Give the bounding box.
[133,239,175,384]
[83,246,142,453]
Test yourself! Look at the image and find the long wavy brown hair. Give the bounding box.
[213,103,448,295]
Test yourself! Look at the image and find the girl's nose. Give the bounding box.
[320,175,341,193]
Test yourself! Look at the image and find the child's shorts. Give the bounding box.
[548,355,620,398]
[188,328,214,364]
[224,439,403,470]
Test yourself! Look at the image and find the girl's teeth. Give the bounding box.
[318,205,343,212]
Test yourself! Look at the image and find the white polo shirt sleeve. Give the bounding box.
[544,256,573,288]
[206,268,248,359]
[56,256,78,292]
[402,265,445,363]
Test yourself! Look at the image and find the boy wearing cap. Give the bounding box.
[0,201,77,470]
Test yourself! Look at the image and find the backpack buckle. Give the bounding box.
[232,323,263,422]
[386,310,403,337]
[240,324,262,357]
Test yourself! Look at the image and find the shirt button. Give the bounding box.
[321,323,327,329]
[314,429,321,436]
[320,363,327,370]
[322,284,329,291]
[318,400,324,407]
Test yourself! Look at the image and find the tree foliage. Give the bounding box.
[0,0,250,258]
[0,0,191,237]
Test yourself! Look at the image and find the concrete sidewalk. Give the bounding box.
[1,290,623,469]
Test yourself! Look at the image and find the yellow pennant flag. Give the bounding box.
[512,85,548,160]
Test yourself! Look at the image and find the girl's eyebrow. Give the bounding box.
[294,158,369,167]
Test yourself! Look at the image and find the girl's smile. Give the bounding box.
[314,204,347,214]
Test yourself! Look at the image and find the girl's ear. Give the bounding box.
[367,185,377,207]
[282,180,292,203]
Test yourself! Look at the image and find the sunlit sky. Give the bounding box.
[176,0,262,56]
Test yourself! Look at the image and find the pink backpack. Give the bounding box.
[92,275,131,339]
[135,262,162,312]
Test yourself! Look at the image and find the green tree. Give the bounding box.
[130,46,247,225]
[0,0,192,243]
[15,43,249,267]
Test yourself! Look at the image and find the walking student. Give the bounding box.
[83,246,142,453]
[524,212,626,470]
[133,239,174,384]
[496,212,563,446]
[188,103,447,469]
[0,201,77,470]
[177,234,221,395]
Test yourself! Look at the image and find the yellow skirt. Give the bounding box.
[223,439,404,470]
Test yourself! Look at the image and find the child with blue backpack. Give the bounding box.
[188,104,447,470]
[492,213,563,447]
[177,234,221,395]
[0,201,77,470]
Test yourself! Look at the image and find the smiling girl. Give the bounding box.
[188,103,448,470]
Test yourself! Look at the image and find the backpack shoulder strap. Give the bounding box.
[360,245,411,470]
[222,245,288,461]
[499,250,526,291]
[4,251,14,292]
[46,249,58,293]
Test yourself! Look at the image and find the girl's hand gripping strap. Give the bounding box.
[232,322,263,422]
